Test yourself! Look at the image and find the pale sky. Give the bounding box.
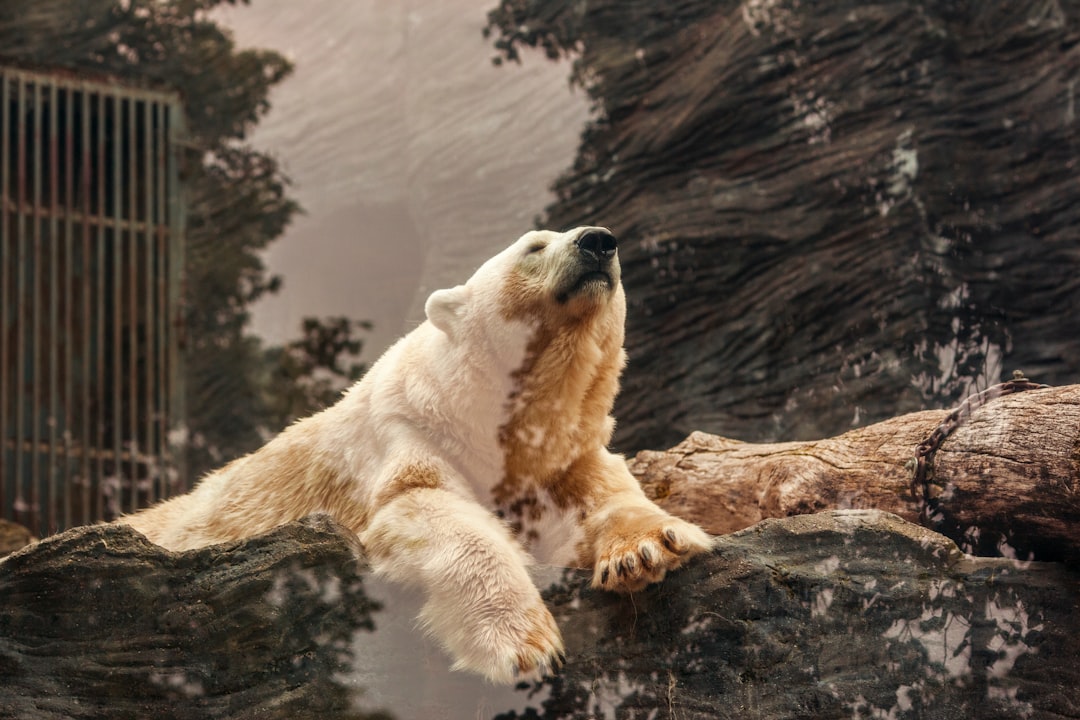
[218,0,590,361]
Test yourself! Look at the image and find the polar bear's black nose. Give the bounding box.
[576,228,617,262]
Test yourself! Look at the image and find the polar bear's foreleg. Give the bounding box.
[360,484,564,684]
[574,449,715,593]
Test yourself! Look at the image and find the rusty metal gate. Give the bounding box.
[1,65,186,536]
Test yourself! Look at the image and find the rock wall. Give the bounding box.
[2,512,1077,719]
[0,515,386,720]
[485,0,1080,451]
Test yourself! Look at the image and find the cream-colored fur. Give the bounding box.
[122,226,713,684]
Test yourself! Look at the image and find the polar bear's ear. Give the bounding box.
[425,285,470,339]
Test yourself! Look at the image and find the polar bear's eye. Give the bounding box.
[526,243,547,255]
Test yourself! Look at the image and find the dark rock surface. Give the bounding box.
[2,511,1078,719]
[485,1,1080,451]
[0,515,386,720]
[511,510,1080,719]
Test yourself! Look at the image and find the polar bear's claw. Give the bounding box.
[592,513,714,593]
[475,602,564,684]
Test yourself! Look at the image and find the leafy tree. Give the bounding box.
[261,316,371,435]
[0,0,370,480]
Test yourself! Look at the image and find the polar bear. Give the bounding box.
[122,226,713,684]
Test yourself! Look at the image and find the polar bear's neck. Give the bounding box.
[360,316,535,483]
[494,310,626,507]
[327,295,624,526]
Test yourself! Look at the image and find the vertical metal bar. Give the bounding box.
[112,93,122,520]
[47,81,59,534]
[127,96,138,512]
[31,79,43,535]
[14,78,26,524]
[143,98,155,507]
[95,90,106,521]
[155,100,167,503]
[0,71,190,527]
[166,100,186,493]
[63,81,75,531]
[80,85,92,526]
[1,73,9,512]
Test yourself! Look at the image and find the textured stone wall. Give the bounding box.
[486,0,1080,451]
[2,512,1077,719]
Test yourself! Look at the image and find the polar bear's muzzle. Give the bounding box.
[555,227,620,304]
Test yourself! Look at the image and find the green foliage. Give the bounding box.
[261,317,371,433]
[0,0,370,479]
[0,0,291,145]
[183,144,300,471]
[483,0,579,65]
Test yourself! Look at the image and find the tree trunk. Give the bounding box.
[633,383,1080,565]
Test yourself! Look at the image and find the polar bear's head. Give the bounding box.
[422,227,628,552]
[424,226,624,345]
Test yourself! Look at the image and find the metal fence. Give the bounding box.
[1,65,186,536]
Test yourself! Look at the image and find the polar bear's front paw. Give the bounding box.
[591,509,714,593]
[505,604,566,681]
[439,599,565,685]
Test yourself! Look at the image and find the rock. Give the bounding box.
[2,511,1077,719]
[0,515,387,720]
[485,0,1080,451]
[504,510,1080,720]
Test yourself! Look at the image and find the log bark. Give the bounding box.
[633,384,1080,565]
[507,510,1080,720]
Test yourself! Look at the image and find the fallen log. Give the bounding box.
[633,383,1080,565]
[2,387,1078,717]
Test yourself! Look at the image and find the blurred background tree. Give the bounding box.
[0,0,369,480]
[260,316,370,435]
